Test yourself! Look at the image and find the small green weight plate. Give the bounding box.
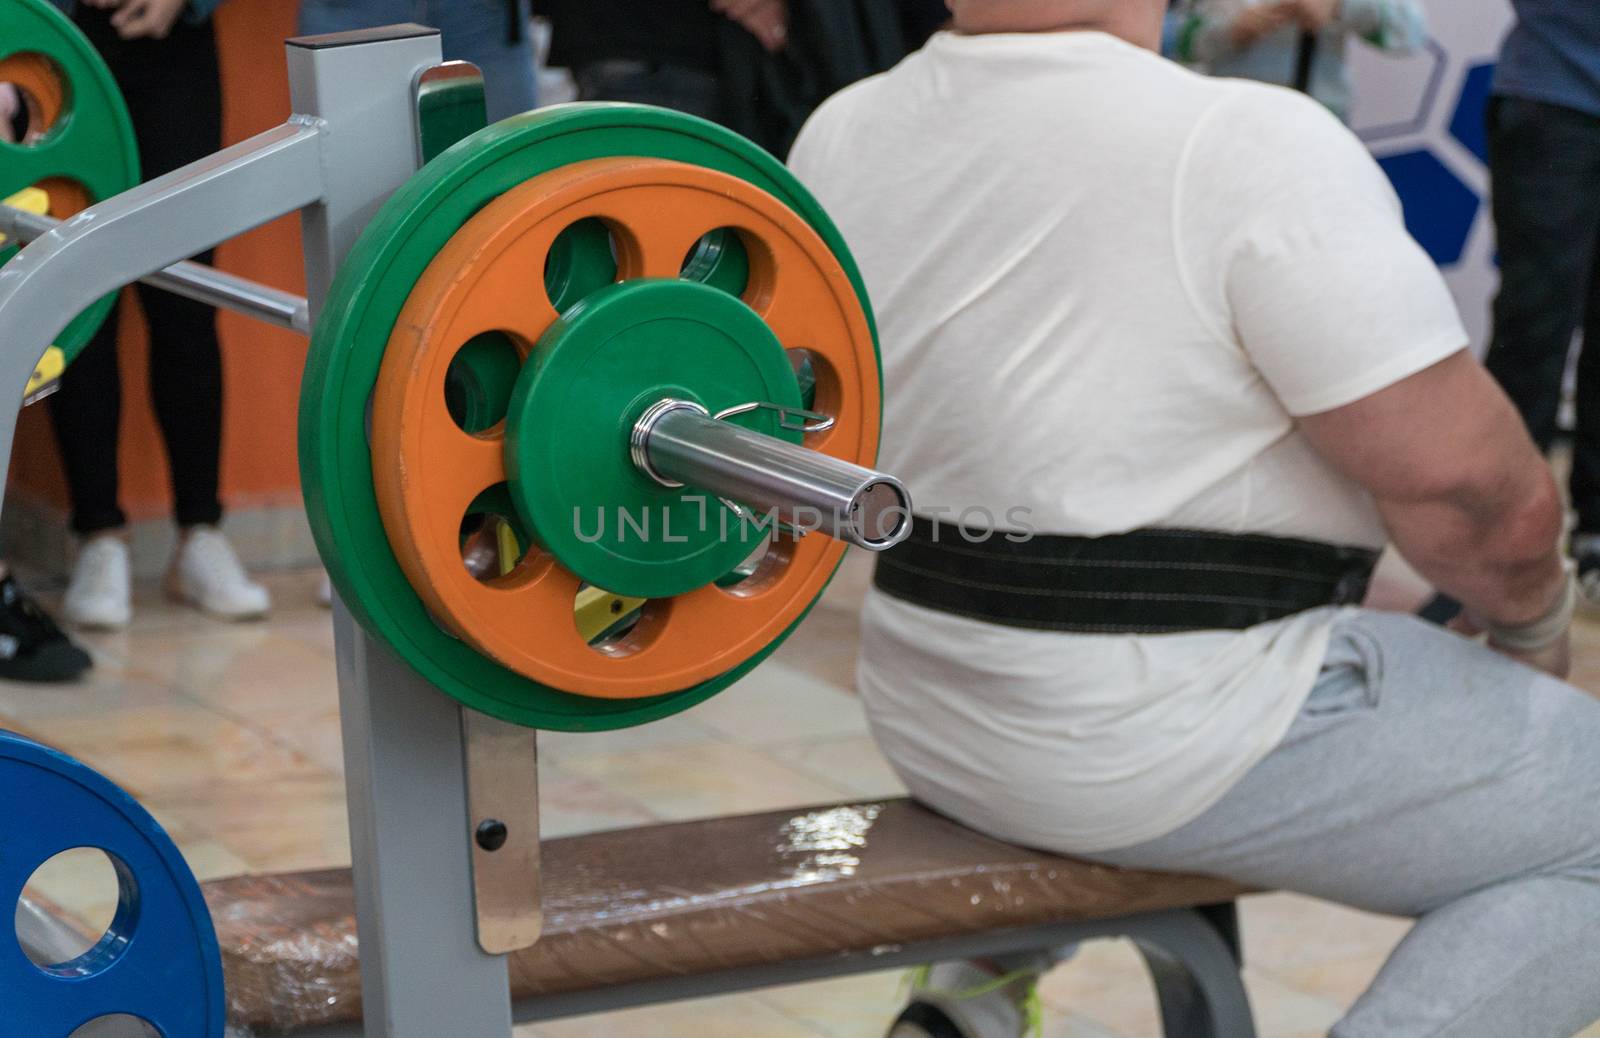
[302,103,879,731]
[507,278,802,599]
[0,0,139,362]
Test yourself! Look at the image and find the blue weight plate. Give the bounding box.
[0,730,224,1037]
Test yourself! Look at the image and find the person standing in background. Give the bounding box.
[1165,0,1426,121]
[49,0,271,631]
[1485,1,1600,604]
[0,88,94,681]
[538,0,788,126]
[296,0,538,123]
[540,0,930,155]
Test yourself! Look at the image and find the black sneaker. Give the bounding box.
[0,575,91,682]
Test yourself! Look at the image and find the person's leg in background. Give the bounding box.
[423,0,538,122]
[1571,230,1600,595]
[49,299,133,629]
[294,0,410,37]
[135,260,265,620]
[131,16,268,621]
[572,60,724,123]
[1485,96,1600,454]
[138,264,222,537]
[1086,612,1600,1038]
[52,9,267,629]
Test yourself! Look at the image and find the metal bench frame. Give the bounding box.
[498,902,1255,1037]
[253,902,1256,1037]
[270,903,1254,1038]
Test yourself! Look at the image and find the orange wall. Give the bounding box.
[11,0,308,521]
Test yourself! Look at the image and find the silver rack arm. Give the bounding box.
[0,118,327,525]
[0,205,310,334]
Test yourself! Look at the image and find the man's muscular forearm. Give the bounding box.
[1298,350,1571,672]
[1379,474,1566,629]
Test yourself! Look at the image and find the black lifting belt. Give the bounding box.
[873,519,1379,634]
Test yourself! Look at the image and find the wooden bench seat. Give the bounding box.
[203,798,1256,1037]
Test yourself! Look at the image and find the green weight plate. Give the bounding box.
[0,0,139,362]
[301,103,879,731]
[506,278,802,600]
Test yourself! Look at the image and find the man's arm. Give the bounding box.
[1183,86,1570,670]
[1297,350,1570,667]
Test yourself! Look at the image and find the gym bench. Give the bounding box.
[205,798,1257,1037]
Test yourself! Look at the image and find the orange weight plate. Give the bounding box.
[370,157,879,699]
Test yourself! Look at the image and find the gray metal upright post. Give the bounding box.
[287,28,515,1038]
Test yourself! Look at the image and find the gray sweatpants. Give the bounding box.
[1088,611,1600,1038]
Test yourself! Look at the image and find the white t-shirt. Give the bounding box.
[788,30,1466,853]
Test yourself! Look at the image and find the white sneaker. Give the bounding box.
[63,536,132,631]
[166,526,270,621]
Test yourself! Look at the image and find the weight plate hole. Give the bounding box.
[32,176,92,221]
[718,532,796,598]
[785,347,820,413]
[17,847,140,979]
[0,53,69,145]
[68,1016,160,1038]
[444,330,525,435]
[461,484,536,585]
[544,217,619,314]
[680,227,750,297]
[577,589,662,658]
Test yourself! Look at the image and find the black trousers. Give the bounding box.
[1485,96,1600,534]
[48,10,224,535]
[573,61,725,124]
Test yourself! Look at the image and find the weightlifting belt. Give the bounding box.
[873,519,1378,634]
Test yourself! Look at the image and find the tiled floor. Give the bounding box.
[8,551,1600,1037]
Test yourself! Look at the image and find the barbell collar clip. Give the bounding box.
[631,397,912,551]
[713,399,836,434]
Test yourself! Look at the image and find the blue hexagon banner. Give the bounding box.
[1349,0,1512,354]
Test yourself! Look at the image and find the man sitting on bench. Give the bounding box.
[788,1,1600,1036]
